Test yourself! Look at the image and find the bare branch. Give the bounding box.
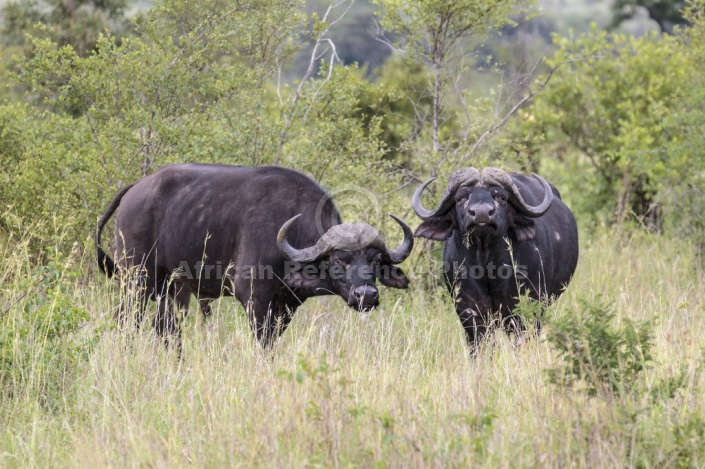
[167,5,248,71]
[455,55,591,169]
[328,0,355,29]
[372,17,404,54]
[274,0,352,165]
[303,39,340,122]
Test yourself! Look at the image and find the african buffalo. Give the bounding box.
[96,164,413,350]
[412,167,578,350]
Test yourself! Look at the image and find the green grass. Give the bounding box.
[1,229,704,467]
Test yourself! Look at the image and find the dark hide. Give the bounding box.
[415,173,578,350]
[96,164,411,351]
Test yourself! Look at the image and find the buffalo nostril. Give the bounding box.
[469,204,494,220]
[354,285,378,303]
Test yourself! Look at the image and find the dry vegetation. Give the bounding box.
[1,226,704,468]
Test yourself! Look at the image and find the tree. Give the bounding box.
[4,0,398,251]
[353,55,434,166]
[519,26,689,228]
[372,0,539,172]
[662,0,705,247]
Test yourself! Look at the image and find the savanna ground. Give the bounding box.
[2,224,704,468]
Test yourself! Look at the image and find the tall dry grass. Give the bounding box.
[1,229,703,468]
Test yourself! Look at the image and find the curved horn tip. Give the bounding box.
[522,173,554,217]
[277,213,330,263]
[386,214,414,263]
[411,177,441,219]
[389,213,413,237]
[277,214,302,242]
[412,177,437,199]
[389,213,408,226]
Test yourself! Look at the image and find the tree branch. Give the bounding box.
[274,0,351,165]
[455,55,591,169]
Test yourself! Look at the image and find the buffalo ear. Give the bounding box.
[508,208,537,241]
[414,213,455,241]
[378,265,410,289]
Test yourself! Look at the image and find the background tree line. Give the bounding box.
[0,0,703,255]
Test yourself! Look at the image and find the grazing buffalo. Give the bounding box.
[412,167,578,350]
[96,164,413,350]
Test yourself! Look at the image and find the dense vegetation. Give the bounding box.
[1,0,704,466]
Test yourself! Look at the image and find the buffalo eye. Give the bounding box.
[492,190,507,203]
[456,188,472,204]
[331,253,352,267]
[329,258,347,279]
[369,252,383,266]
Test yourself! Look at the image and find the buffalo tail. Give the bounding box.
[95,183,135,278]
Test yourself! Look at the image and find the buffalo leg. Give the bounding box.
[247,297,280,348]
[153,288,182,356]
[501,300,543,344]
[237,287,287,348]
[172,285,212,323]
[235,280,270,347]
[270,288,300,340]
[502,313,526,335]
[271,299,298,341]
[235,280,301,348]
[199,299,213,319]
[458,308,489,353]
[115,272,148,330]
[447,277,493,353]
[173,284,192,318]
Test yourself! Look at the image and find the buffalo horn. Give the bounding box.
[383,215,414,264]
[277,214,333,263]
[278,214,414,264]
[411,168,481,219]
[481,168,554,218]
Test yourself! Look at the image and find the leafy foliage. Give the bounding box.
[373,0,539,172]
[1,0,137,56]
[0,242,92,409]
[546,298,654,398]
[520,27,689,228]
[3,0,405,251]
[661,0,705,249]
[355,56,434,166]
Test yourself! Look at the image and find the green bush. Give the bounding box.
[545,297,654,398]
[519,27,690,228]
[0,237,93,409]
[1,0,410,255]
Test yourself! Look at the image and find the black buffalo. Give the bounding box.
[96,164,413,349]
[412,167,578,349]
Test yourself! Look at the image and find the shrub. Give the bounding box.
[0,240,93,409]
[545,297,654,398]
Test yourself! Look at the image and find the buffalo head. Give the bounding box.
[412,167,554,242]
[277,215,413,310]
